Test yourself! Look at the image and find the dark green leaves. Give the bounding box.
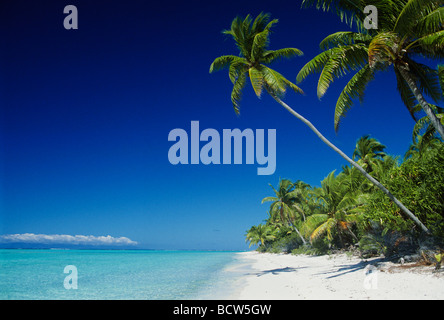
[210,13,303,114]
[299,0,444,131]
[335,65,374,131]
[262,48,304,64]
[297,43,368,99]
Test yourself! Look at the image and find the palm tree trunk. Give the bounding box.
[398,66,444,140]
[291,220,307,246]
[270,94,431,235]
[282,206,307,245]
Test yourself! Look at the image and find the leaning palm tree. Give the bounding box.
[210,12,430,234]
[261,179,307,244]
[298,0,444,139]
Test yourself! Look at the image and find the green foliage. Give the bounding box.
[291,240,330,256]
[359,233,387,258]
[364,143,444,237]
[301,170,364,245]
[210,12,303,114]
[246,132,443,257]
[245,224,277,248]
[267,232,302,254]
[298,0,444,132]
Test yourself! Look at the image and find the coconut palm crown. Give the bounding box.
[261,179,308,245]
[209,12,304,114]
[298,0,444,138]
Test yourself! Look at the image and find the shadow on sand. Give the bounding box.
[248,266,307,277]
[318,257,386,279]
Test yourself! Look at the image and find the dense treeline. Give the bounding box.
[246,132,444,256]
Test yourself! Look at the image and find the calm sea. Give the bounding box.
[0,249,246,300]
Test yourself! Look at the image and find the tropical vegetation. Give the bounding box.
[248,135,444,256]
[209,1,444,260]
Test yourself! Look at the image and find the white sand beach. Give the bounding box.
[228,252,444,300]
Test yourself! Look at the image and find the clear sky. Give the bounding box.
[1,0,424,250]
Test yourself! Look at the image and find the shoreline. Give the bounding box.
[222,251,444,300]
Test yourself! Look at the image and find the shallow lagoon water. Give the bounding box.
[0,249,244,300]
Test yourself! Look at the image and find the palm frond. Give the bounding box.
[412,30,444,60]
[296,50,333,83]
[317,44,368,98]
[263,48,303,64]
[394,68,418,121]
[223,14,258,59]
[438,65,444,93]
[406,58,443,104]
[319,31,372,51]
[301,0,366,30]
[231,71,247,115]
[251,12,272,34]
[334,64,374,131]
[209,55,244,73]
[249,67,265,98]
[282,76,305,95]
[227,58,249,82]
[261,65,287,96]
[336,191,359,211]
[311,217,336,241]
[415,6,444,37]
[301,213,328,238]
[282,202,295,221]
[394,0,444,35]
[412,104,444,137]
[261,196,279,204]
[251,29,271,63]
[222,16,250,58]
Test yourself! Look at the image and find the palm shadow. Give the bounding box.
[248,266,307,277]
[318,257,386,279]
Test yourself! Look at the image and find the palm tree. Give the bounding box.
[353,135,387,173]
[209,13,304,114]
[210,12,430,234]
[302,171,364,245]
[261,179,307,244]
[245,224,276,248]
[298,0,444,139]
[411,100,444,141]
[289,180,315,222]
[404,125,442,159]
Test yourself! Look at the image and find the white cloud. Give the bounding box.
[0,233,138,246]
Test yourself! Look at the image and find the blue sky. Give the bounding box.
[1,0,423,250]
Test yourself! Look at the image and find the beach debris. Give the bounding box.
[434,253,442,271]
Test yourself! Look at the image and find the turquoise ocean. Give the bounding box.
[0,249,247,300]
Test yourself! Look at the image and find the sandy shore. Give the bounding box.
[227,251,444,300]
